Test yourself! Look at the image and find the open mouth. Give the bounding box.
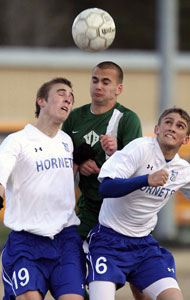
[61,107,68,112]
[165,134,175,139]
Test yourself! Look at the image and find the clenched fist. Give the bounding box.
[100,134,117,156]
[148,169,169,186]
[79,159,100,176]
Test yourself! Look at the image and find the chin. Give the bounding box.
[93,96,103,101]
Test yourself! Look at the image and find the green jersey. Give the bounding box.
[62,102,142,238]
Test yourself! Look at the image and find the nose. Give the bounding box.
[64,94,73,105]
[169,124,176,132]
[95,81,102,90]
[64,98,71,104]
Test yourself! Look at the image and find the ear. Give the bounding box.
[182,135,190,145]
[37,97,45,108]
[154,125,159,135]
[116,83,123,96]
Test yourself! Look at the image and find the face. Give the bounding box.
[90,67,122,107]
[38,83,74,123]
[154,112,190,151]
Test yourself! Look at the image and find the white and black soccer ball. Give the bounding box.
[72,8,116,52]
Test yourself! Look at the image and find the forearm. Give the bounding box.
[99,175,149,198]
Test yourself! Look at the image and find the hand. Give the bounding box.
[79,159,100,176]
[148,169,169,186]
[100,134,117,156]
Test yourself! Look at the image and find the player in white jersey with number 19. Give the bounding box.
[86,107,190,300]
[0,78,86,300]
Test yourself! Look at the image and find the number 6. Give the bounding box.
[95,256,107,274]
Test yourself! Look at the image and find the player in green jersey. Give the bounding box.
[62,61,148,300]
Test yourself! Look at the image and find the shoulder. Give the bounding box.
[63,104,90,127]
[59,129,73,143]
[0,128,26,153]
[124,136,155,152]
[69,104,90,116]
[115,103,141,122]
[3,128,25,142]
[174,153,190,167]
[62,104,91,132]
[115,103,138,116]
[58,130,74,152]
[140,136,155,145]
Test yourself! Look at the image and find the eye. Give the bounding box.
[58,92,65,97]
[92,78,98,83]
[178,124,184,129]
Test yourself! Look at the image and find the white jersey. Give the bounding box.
[0,124,80,238]
[98,136,190,237]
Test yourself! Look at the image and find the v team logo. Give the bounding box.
[84,130,99,147]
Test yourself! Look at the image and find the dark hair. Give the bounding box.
[35,77,73,118]
[94,61,123,83]
[158,107,190,135]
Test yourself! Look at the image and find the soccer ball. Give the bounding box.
[72,8,116,52]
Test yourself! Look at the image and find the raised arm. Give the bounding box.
[99,169,169,198]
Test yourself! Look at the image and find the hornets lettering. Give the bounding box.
[140,186,175,199]
[36,157,73,172]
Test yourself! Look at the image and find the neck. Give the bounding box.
[162,150,176,160]
[35,118,60,138]
[90,102,116,114]
[159,144,178,160]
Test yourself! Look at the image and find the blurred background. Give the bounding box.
[0,0,190,298]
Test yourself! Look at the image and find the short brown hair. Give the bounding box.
[94,61,123,83]
[35,77,73,118]
[158,107,190,135]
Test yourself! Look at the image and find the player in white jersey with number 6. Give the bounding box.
[86,107,190,300]
[0,78,86,300]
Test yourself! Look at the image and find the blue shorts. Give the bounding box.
[86,224,177,291]
[1,226,86,299]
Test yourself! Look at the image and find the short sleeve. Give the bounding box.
[0,134,20,187]
[98,138,144,182]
